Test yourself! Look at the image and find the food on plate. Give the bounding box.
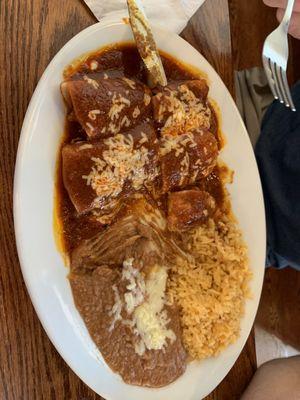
[62,123,159,215]
[152,80,210,135]
[55,43,250,388]
[61,76,152,139]
[159,130,218,193]
[70,199,187,386]
[167,190,216,231]
[70,263,186,387]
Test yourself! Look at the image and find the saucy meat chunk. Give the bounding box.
[159,130,218,193]
[62,124,159,215]
[167,190,216,231]
[152,80,211,136]
[61,76,152,139]
[71,197,184,272]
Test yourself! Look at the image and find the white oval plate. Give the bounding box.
[14,21,265,400]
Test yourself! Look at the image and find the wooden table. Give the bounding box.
[0,0,256,398]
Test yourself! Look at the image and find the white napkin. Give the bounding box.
[84,0,206,33]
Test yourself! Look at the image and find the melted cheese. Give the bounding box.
[133,265,176,353]
[109,259,176,354]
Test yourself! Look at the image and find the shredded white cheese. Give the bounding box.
[86,122,95,132]
[144,93,151,106]
[120,115,131,128]
[122,258,145,314]
[82,133,158,201]
[83,75,99,89]
[139,131,148,145]
[88,109,101,121]
[122,77,136,89]
[107,93,131,133]
[159,133,196,157]
[90,60,98,70]
[132,106,140,119]
[109,285,122,331]
[79,143,93,151]
[109,259,176,355]
[156,84,211,135]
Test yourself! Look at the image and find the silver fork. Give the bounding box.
[262,0,296,111]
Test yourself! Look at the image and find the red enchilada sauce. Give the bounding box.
[55,43,226,254]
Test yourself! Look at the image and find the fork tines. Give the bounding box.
[263,56,296,112]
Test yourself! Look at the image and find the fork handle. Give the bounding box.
[280,0,295,32]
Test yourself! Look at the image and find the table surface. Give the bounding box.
[0,0,256,398]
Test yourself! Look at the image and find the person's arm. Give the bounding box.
[263,0,300,39]
[241,356,300,400]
